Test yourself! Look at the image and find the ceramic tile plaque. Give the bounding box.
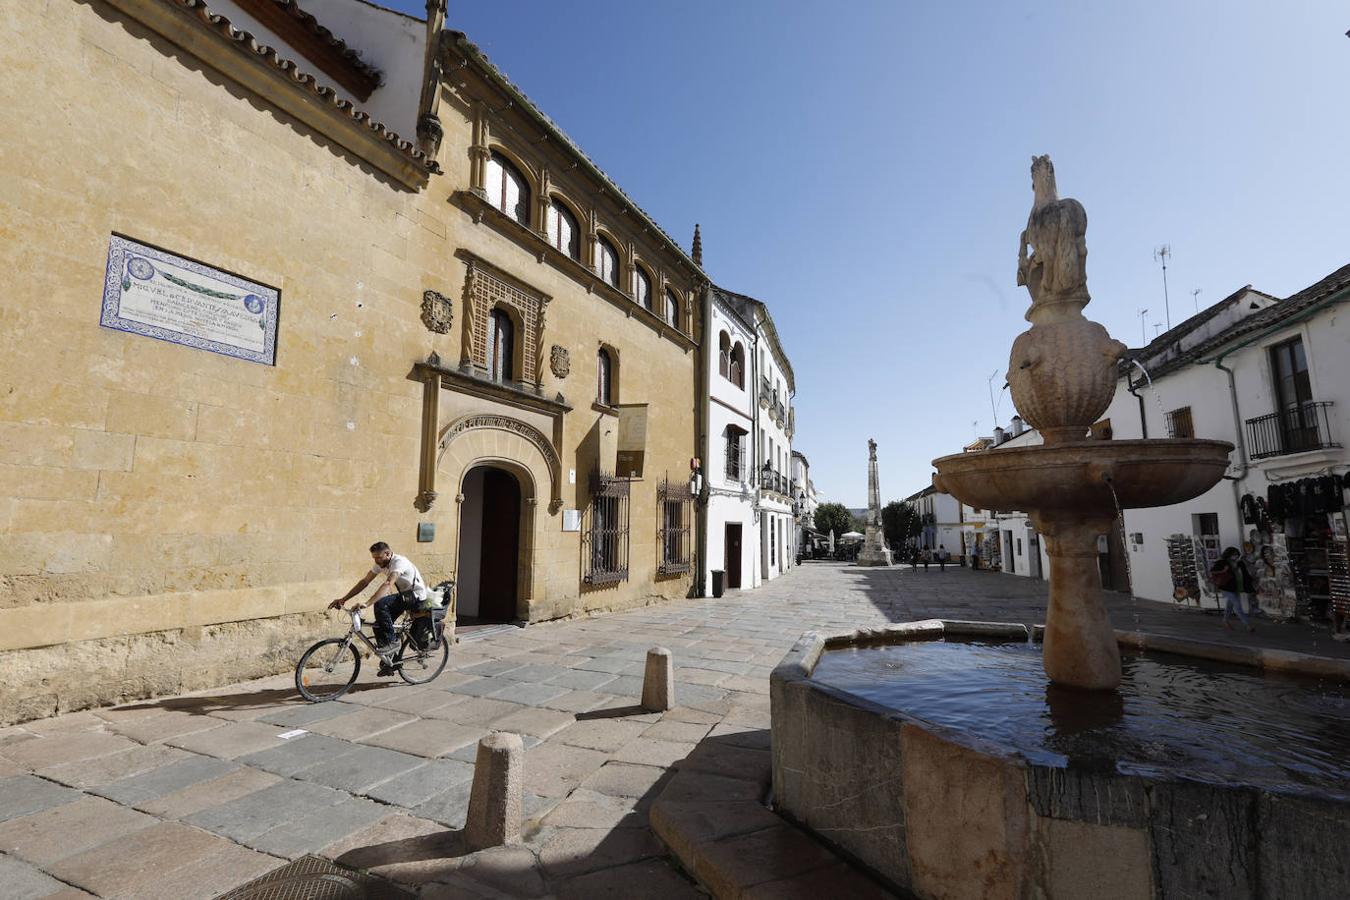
[100,234,279,365]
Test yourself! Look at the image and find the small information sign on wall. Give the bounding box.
[100,234,280,365]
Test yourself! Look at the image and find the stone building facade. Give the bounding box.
[0,0,702,723]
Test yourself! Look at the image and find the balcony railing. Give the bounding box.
[1246,401,1340,460]
[759,469,788,495]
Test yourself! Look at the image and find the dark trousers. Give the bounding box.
[373,590,418,646]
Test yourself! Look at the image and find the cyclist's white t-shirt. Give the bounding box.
[370,554,428,602]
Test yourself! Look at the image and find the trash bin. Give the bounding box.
[711,570,725,598]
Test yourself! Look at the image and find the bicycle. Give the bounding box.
[295,586,452,702]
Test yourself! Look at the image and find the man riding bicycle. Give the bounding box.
[329,541,429,672]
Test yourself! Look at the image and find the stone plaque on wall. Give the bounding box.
[100,234,280,365]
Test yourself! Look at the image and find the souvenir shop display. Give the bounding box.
[1249,475,1350,623]
[1166,534,1202,606]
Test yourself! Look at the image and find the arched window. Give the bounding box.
[634,266,652,311]
[596,348,613,406]
[486,151,530,226]
[596,236,620,289]
[730,342,745,389]
[718,332,730,378]
[665,288,680,329]
[547,198,580,260]
[487,307,514,382]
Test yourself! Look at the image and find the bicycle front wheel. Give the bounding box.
[395,635,449,685]
[296,637,361,701]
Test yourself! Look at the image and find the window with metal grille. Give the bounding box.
[658,478,693,575]
[583,471,629,584]
[1165,406,1194,439]
[724,427,745,482]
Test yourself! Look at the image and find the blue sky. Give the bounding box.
[384,0,1349,505]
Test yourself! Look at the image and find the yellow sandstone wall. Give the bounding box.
[0,0,696,724]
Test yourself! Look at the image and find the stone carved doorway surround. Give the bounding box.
[434,415,561,622]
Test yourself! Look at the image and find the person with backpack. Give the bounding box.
[1211,546,1256,632]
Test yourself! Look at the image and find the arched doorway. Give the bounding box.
[457,465,521,624]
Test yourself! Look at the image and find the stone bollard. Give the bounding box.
[464,732,524,850]
[641,647,674,711]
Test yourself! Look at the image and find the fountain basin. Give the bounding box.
[770,620,1350,899]
[931,438,1234,513]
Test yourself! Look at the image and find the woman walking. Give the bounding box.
[1211,546,1256,633]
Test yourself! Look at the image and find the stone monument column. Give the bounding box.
[857,439,892,567]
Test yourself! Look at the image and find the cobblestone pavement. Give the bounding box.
[2,563,1347,898]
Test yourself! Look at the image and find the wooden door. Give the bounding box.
[478,468,520,621]
[725,523,742,589]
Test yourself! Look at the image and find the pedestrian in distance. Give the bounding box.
[921,548,930,571]
[937,545,950,572]
[1210,546,1256,633]
[970,544,980,571]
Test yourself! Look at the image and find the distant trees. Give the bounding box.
[814,503,854,538]
[882,501,922,552]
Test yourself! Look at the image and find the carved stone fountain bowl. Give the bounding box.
[931,438,1233,514]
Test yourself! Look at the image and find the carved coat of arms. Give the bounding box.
[420,290,453,334]
[550,344,570,379]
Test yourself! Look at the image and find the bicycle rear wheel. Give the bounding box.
[395,635,449,685]
[296,637,361,701]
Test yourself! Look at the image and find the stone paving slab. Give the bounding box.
[166,720,292,759]
[0,775,82,823]
[38,743,191,790]
[138,766,282,819]
[361,719,488,758]
[0,795,156,866]
[90,754,238,806]
[247,795,389,859]
[183,778,347,842]
[291,743,427,794]
[0,851,93,900]
[362,758,475,807]
[304,705,417,741]
[45,821,235,898]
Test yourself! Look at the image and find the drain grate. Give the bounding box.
[217,855,414,900]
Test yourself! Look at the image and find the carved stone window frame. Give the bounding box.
[456,250,550,391]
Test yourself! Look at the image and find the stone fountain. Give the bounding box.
[770,158,1350,900]
[932,155,1232,690]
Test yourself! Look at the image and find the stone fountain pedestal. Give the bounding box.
[856,524,892,567]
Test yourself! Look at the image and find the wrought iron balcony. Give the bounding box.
[759,469,788,494]
[1246,401,1340,460]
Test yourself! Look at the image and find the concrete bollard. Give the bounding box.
[641,646,675,711]
[464,732,524,850]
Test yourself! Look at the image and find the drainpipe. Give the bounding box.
[1126,372,1149,439]
[695,283,713,598]
[1214,356,1248,537]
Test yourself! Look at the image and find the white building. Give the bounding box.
[791,450,817,558]
[1100,268,1350,622]
[903,485,963,558]
[703,287,758,594]
[700,286,797,592]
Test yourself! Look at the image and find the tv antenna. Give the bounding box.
[985,369,1003,427]
[1154,321,1164,338]
[1153,245,1172,330]
[1136,307,1149,345]
[1190,288,1202,313]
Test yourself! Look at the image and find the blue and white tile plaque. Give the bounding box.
[100,234,280,365]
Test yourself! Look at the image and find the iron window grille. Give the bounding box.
[583,471,630,585]
[725,431,745,482]
[658,478,693,575]
[1165,406,1194,439]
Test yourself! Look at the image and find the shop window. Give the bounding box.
[658,478,693,575]
[486,151,530,226]
[584,472,630,584]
